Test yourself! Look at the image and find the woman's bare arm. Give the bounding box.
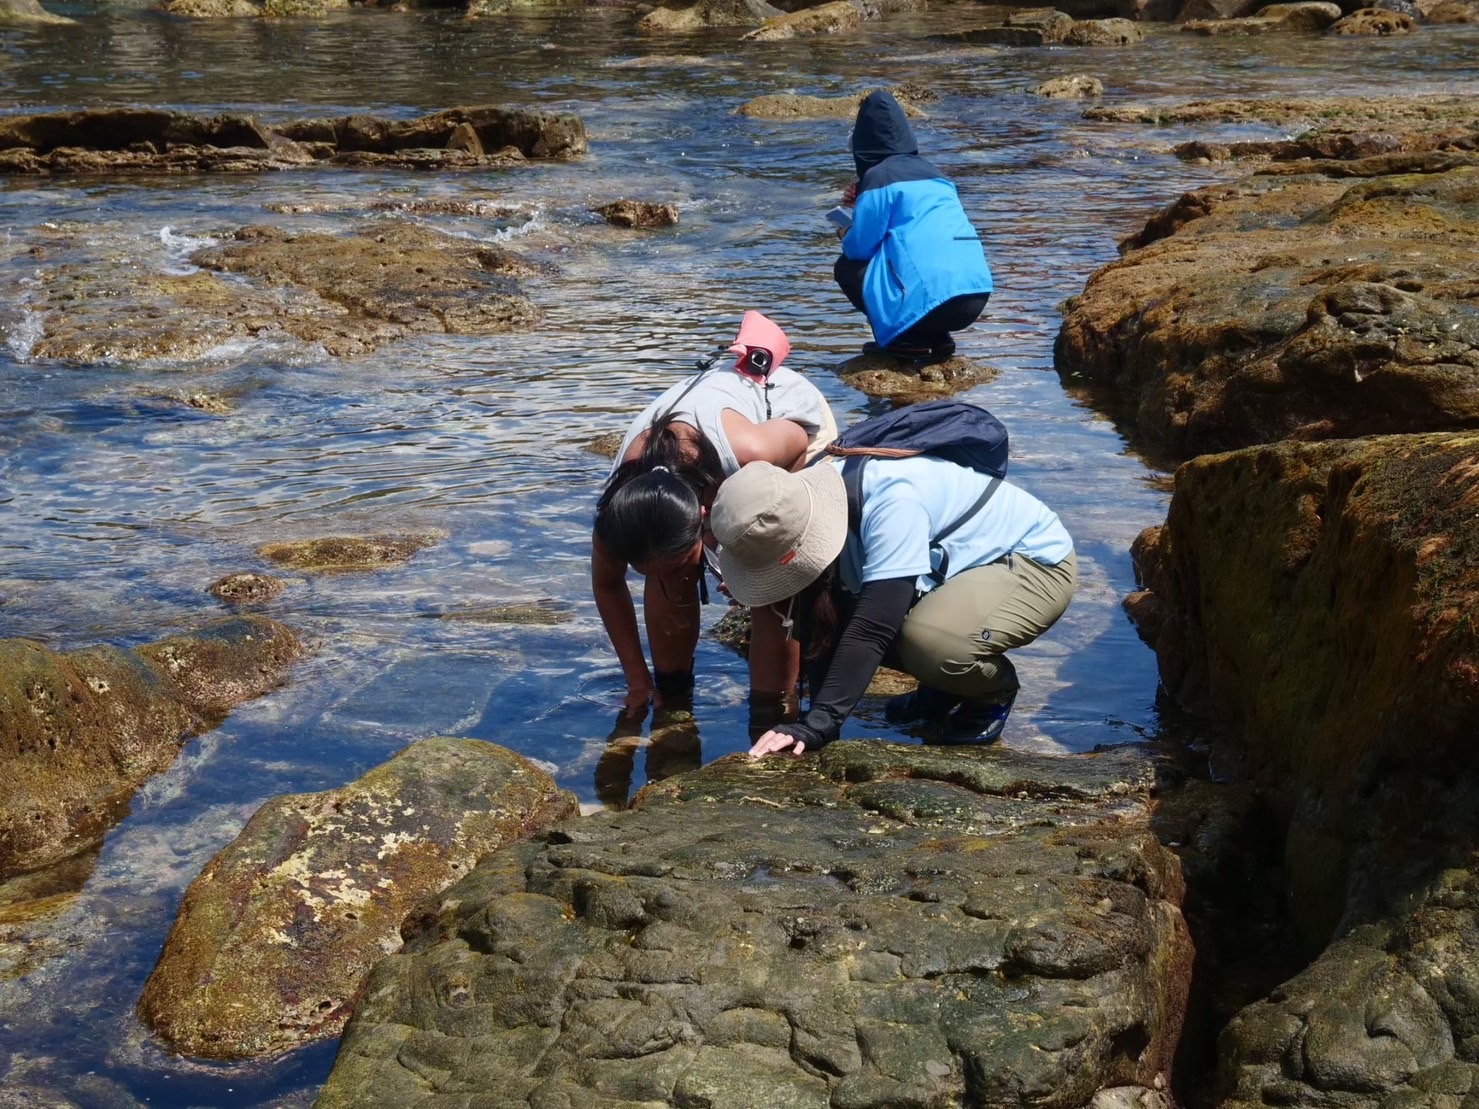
[720,409,810,472]
[591,532,654,714]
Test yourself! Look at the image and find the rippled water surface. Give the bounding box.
[2,5,1478,1104]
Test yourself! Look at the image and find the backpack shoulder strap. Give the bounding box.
[841,455,867,542]
[928,474,1002,586]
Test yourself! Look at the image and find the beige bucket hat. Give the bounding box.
[711,461,848,607]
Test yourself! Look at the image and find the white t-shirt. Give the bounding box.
[833,454,1073,595]
[613,366,836,476]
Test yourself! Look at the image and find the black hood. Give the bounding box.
[850,90,917,178]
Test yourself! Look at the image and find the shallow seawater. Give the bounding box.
[1,5,1477,1103]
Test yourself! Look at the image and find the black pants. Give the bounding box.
[834,254,990,349]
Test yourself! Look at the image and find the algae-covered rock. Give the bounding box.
[1330,4,1416,28]
[137,738,577,1059]
[207,572,286,605]
[1033,74,1105,98]
[192,224,539,346]
[255,532,444,573]
[736,85,929,120]
[741,0,925,41]
[839,353,1000,405]
[0,0,74,22]
[1056,162,1479,461]
[10,221,541,364]
[319,743,1191,1106]
[0,105,585,175]
[593,199,680,229]
[1063,16,1144,41]
[638,0,782,31]
[0,617,302,879]
[1129,433,1479,954]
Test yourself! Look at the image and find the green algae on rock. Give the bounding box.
[137,738,577,1059]
[840,352,1001,406]
[255,533,445,573]
[1056,160,1479,461]
[1129,433,1479,944]
[0,617,303,880]
[318,742,1190,1107]
[0,105,586,175]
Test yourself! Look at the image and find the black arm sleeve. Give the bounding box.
[770,576,916,750]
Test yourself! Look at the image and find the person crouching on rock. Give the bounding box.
[833,89,994,363]
[592,311,838,718]
[710,458,1075,757]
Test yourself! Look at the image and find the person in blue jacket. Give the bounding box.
[834,89,994,361]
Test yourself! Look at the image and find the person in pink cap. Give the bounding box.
[592,311,838,719]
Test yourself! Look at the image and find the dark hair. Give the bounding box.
[795,565,841,662]
[595,412,725,566]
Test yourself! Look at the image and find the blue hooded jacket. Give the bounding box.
[840,90,993,347]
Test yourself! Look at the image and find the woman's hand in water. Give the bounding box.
[622,682,654,718]
[749,728,806,759]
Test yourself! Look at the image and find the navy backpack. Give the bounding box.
[824,399,1010,586]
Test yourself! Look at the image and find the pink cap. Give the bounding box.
[726,310,790,374]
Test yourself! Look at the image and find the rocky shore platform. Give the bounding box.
[1060,94,1479,1105]
[0,106,587,175]
[318,741,1191,1107]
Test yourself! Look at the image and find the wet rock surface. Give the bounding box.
[8,221,541,362]
[318,742,1191,1107]
[0,617,303,880]
[741,0,927,41]
[593,199,680,228]
[207,572,287,605]
[736,84,932,120]
[946,9,1144,46]
[638,0,783,31]
[1330,3,1417,27]
[0,106,586,174]
[137,738,578,1059]
[1130,433,1479,928]
[839,352,1001,405]
[1033,74,1106,98]
[255,532,445,573]
[0,0,72,22]
[1055,156,1479,460]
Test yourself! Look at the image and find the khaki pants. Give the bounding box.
[894,551,1076,703]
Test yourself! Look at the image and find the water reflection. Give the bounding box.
[2,7,1478,1105]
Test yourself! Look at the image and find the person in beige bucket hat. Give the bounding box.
[713,453,1076,757]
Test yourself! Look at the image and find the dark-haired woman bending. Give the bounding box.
[592,312,836,717]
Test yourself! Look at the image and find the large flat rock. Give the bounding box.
[318,742,1191,1107]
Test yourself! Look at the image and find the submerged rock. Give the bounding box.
[1055,160,1479,460]
[255,532,444,573]
[1033,74,1106,98]
[0,106,585,175]
[583,429,625,458]
[191,223,539,343]
[1083,94,1475,126]
[137,738,577,1059]
[10,221,541,364]
[422,599,573,625]
[593,199,680,229]
[318,742,1190,1106]
[0,617,302,880]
